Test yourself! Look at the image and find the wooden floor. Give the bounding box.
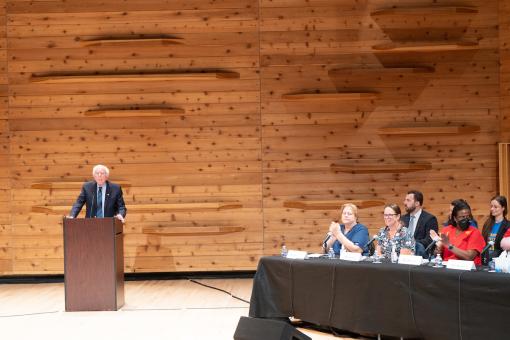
[0,278,363,340]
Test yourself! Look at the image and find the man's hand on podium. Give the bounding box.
[115,214,125,223]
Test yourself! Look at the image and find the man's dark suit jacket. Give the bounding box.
[402,209,438,250]
[69,180,127,218]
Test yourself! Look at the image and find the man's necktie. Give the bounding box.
[97,187,103,218]
[409,215,415,235]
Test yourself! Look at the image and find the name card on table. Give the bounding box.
[398,254,423,266]
[446,259,476,271]
[286,250,308,260]
[340,251,362,262]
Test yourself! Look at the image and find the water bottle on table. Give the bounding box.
[391,244,398,263]
[432,254,443,267]
[328,247,335,259]
[281,245,288,258]
[488,259,495,272]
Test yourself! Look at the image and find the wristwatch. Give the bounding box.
[448,244,454,250]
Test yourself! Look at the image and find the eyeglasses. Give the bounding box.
[94,172,107,176]
[383,214,398,218]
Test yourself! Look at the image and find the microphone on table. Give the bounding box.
[322,232,332,248]
[480,240,495,257]
[322,222,340,248]
[365,235,379,248]
[425,236,441,254]
[364,235,379,256]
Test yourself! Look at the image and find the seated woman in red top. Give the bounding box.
[430,200,486,265]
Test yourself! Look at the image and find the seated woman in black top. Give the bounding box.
[481,195,510,263]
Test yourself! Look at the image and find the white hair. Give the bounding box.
[92,164,110,176]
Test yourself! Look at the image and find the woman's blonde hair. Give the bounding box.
[339,203,359,223]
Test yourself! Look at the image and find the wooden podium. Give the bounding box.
[63,217,125,311]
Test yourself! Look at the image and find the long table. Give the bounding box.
[249,256,510,340]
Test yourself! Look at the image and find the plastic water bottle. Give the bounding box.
[391,244,398,263]
[281,245,288,258]
[488,259,495,272]
[328,247,335,259]
[433,254,443,267]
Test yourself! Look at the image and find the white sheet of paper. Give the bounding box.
[446,259,475,271]
[340,251,362,262]
[286,250,308,260]
[398,254,423,266]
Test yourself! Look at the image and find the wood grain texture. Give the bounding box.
[330,162,433,174]
[281,92,379,100]
[84,108,186,117]
[0,0,10,274]
[2,0,263,275]
[370,6,478,16]
[378,125,481,135]
[31,71,240,83]
[0,0,507,275]
[32,202,243,214]
[259,0,499,254]
[372,41,479,52]
[500,0,510,142]
[81,37,185,47]
[283,200,385,210]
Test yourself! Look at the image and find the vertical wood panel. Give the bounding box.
[498,143,510,198]
[500,0,510,142]
[0,0,10,273]
[0,0,507,275]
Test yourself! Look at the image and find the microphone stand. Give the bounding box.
[425,239,438,262]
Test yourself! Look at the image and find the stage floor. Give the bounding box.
[0,278,362,340]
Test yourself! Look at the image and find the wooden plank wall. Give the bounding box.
[0,0,9,273]
[501,0,510,142]
[0,0,505,275]
[260,0,500,253]
[5,0,263,274]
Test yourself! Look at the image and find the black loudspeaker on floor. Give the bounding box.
[233,316,312,340]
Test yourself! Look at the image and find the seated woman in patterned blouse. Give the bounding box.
[376,203,415,258]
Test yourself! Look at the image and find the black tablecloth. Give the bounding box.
[249,256,510,340]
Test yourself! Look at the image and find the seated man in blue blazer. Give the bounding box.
[402,190,438,257]
[68,164,127,222]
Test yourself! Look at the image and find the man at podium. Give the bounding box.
[68,164,127,222]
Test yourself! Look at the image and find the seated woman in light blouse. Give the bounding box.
[323,203,369,256]
[376,203,415,258]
